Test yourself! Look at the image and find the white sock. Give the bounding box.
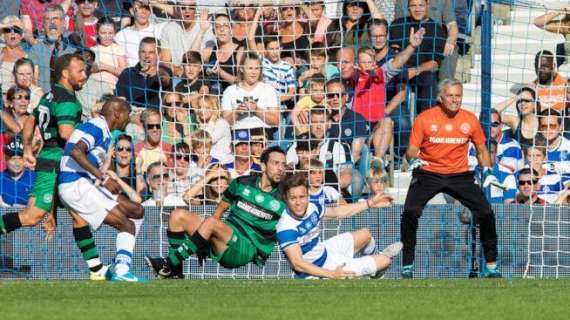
[130,218,144,238]
[115,232,136,275]
[362,237,376,255]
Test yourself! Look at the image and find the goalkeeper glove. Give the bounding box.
[408,158,428,171]
[482,167,499,188]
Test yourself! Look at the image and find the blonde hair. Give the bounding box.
[237,52,263,83]
[191,129,213,151]
[194,95,221,124]
[357,47,376,60]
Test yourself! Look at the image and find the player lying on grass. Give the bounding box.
[58,97,145,282]
[145,146,288,278]
[277,172,400,279]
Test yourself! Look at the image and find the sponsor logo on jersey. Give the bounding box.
[428,137,468,144]
[270,200,281,211]
[460,122,471,134]
[43,194,53,203]
[236,200,273,220]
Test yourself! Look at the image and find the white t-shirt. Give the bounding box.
[221,82,279,129]
[115,24,161,67]
[201,118,232,164]
[142,194,187,207]
[91,43,125,85]
[162,21,216,65]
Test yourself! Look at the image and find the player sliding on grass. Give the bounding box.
[58,97,145,282]
[145,146,288,278]
[276,172,401,279]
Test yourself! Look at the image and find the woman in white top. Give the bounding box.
[221,52,280,130]
[0,16,27,104]
[13,58,43,111]
[194,95,232,164]
[90,16,127,88]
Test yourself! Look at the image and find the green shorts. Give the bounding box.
[211,224,257,269]
[30,170,58,211]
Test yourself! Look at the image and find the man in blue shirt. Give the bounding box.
[0,136,35,207]
[115,37,161,109]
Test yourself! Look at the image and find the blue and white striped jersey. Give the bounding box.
[59,116,111,184]
[262,57,296,97]
[539,136,570,202]
[496,131,524,174]
[276,202,327,278]
[485,166,517,204]
[309,186,341,208]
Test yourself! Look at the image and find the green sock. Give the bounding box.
[168,238,198,267]
[167,230,186,263]
[0,216,6,235]
[73,226,102,272]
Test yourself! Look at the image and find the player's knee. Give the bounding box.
[117,216,135,234]
[169,209,188,226]
[358,228,372,242]
[201,216,221,233]
[132,203,144,219]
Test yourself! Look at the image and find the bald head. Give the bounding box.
[101,96,131,131]
[336,47,355,80]
[101,96,131,116]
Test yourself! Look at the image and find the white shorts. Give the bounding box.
[322,232,377,277]
[58,178,118,230]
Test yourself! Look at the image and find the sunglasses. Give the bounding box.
[151,173,170,180]
[116,146,131,152]
[348,2,366,8]
[490,121,501,128]
[540,123,559,130]
[146,123,162,130]
[175,154,190,161]
[76,0,97,3]
[519,179,538,186]
[13,95,30,101]
[517,98,533,105]
[326,93,343,99]
[2,27,23,34]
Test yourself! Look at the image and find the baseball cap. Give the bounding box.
[5,136,24,157]
[232,129,251,145]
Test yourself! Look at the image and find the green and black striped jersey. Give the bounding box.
[223,174,287,263]
[33,83,82,171]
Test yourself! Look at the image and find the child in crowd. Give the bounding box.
[298,43,339,90]
[90,17,127,87]
[175,51,210,106]
[194,95,232,164]
[302,159,346,208]
[187,130,218,185]
[355,47,393,163]
[292,75,326,136]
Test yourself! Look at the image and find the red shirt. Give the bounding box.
[20,0,74,33]
[409,106,486,174]
[352,66,386,122]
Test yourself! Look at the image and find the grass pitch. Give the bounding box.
[1,279,568,320]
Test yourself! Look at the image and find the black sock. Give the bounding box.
[0,213,22,234]
[73,226,103,273]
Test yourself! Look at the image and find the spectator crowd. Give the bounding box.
[1,0,569,208]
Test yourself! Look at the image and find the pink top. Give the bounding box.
[313,16,332,44]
